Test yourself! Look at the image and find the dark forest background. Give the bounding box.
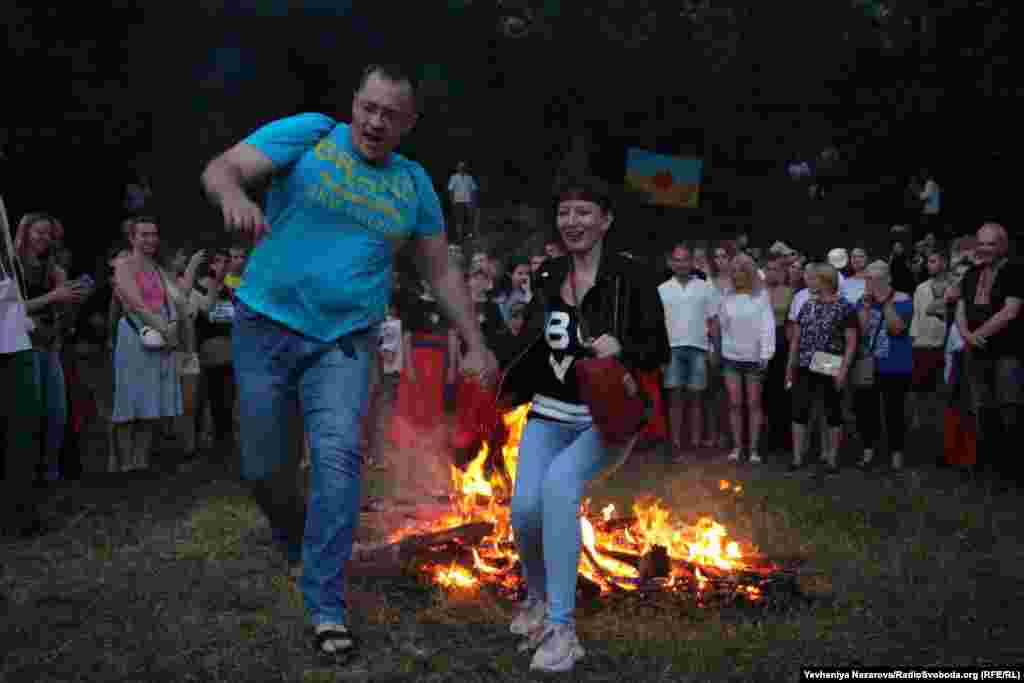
[1,1,1018,272]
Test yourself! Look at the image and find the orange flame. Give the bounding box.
[386,402,769,600]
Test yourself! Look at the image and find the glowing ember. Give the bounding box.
[719,479,743,494]
[602,504,615,522]
[390,403,777,600]
[434,562,478,589]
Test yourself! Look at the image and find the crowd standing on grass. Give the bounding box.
[2,77,1022,675]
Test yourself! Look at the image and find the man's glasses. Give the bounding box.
[355,98,411,127]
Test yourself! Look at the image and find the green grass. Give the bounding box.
[175,494,264,562]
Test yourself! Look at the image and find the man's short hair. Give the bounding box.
[668,241,692,256]
[555,175,615,215]
[357,63,418,100]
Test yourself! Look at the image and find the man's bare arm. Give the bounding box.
[414,233,485,351]
[201,143,275,206]
[973,297,1022,340]
[201,143,276,239]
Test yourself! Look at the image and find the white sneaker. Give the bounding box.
[510,597,546,636]
[748,451,762,465]
[891,452,903,471]
[726,449,741,463]
[516,624,548,653]
[529,624,586,673]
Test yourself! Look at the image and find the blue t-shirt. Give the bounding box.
[237,113,444,342]
[858,298,914,375]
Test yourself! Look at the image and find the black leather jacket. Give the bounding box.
[496,252,670,408]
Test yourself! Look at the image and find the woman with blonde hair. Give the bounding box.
[15,212,88,482]
[719,253,775,464]
[853,260,914,471]
[111,216,183,471]
[786,263,859,474]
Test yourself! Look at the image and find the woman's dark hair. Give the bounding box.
[106,241,131,261]
[555,175,615,215]
[508,258,531,273]
[126,215,159,237]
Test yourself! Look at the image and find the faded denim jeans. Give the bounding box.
[511,415,629,627]
[233,302,372,627]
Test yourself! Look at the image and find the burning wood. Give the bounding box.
[364,403,807,605]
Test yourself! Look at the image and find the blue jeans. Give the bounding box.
[32,350,67,481]
[233,302,373,628]
[510,415,623,627]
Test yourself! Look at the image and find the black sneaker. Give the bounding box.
[824,463,841,477]
[785,461,806,476]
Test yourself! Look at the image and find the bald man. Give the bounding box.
[955,223,1022,487]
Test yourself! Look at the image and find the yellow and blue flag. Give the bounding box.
[625,148,703,209]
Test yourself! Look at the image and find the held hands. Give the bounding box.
[587,334,622,359]
[221,193,270,242]
[461,343,500,387]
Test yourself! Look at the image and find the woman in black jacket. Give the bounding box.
[498,176,669,673]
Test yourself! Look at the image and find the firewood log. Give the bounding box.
[348,522,495,575]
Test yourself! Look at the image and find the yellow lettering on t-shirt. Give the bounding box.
[314,139,337,163]
[334,152,356,184]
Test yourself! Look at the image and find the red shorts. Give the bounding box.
[911,348,945,391]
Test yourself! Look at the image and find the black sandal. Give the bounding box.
[312,625,359,663]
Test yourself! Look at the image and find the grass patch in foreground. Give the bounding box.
[175,494,264,562]
[417,579,822,676]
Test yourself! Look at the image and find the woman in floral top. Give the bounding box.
[786,263,859,474]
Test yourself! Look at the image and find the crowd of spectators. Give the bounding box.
[1,180,1020,538]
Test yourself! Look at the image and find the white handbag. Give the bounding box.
[809,351,843,377]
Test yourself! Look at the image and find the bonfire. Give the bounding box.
[361,404,799,605]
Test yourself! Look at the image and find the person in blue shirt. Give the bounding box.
[200,64,498,663]
[853,260,914,472]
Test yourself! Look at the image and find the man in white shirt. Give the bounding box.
[658,242,720,461]
[447,161,478,244]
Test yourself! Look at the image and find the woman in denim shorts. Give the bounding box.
[719,254,775,464]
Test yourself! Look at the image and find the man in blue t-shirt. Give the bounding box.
[200,64,498,661]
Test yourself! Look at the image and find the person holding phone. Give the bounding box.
[853,262,914,471]
[15,212,87,483]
